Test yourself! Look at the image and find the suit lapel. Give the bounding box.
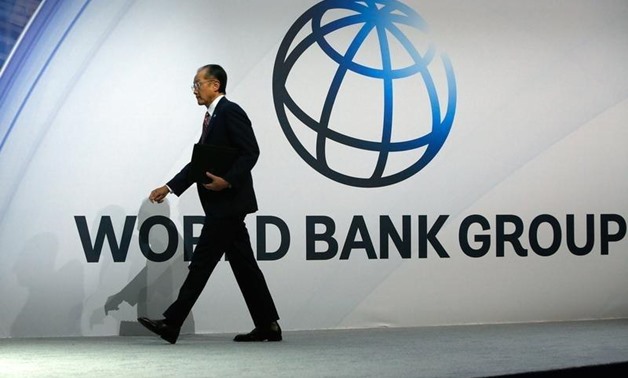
[204,97,227,142]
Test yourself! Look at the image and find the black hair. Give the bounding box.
[200,64,227,94]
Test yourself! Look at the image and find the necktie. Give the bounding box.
[201,111,210,142]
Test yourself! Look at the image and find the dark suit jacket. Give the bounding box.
[167,97,259,218]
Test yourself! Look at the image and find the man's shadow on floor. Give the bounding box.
[104,198,195,335]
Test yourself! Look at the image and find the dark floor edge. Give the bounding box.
[487,361,628,377]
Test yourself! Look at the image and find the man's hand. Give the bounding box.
[203,172,230,191]
[149,185,170,203]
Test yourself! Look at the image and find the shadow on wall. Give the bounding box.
[101,198,195,336]
[11,232,84,337]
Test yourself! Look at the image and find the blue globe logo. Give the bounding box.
[273,0,457,187]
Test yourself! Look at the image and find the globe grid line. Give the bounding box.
[273,0,457,187]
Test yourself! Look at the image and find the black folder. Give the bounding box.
[189,143,238,184]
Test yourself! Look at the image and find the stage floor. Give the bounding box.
[1,319,628,377]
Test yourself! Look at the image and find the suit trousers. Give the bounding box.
[163,215,279,328]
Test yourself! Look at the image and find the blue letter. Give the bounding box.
[139,216,178,262]
[601,214,626,255]
[418,215,450,258]
[257,216,290,261]
[340,216,377,260]
[75,215,136,263]
[459,215,490,258]
[306,216,338,260]
[380,215,411,259]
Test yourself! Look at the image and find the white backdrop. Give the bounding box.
[1,0,627,338]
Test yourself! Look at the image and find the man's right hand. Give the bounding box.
[149,185,170,203]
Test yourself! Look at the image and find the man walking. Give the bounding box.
[139,64,281,344]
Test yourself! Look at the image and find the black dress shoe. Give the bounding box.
[234,321,282,342]
[137,317,180,344]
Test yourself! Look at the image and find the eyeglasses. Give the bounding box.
[191,80,217,91]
